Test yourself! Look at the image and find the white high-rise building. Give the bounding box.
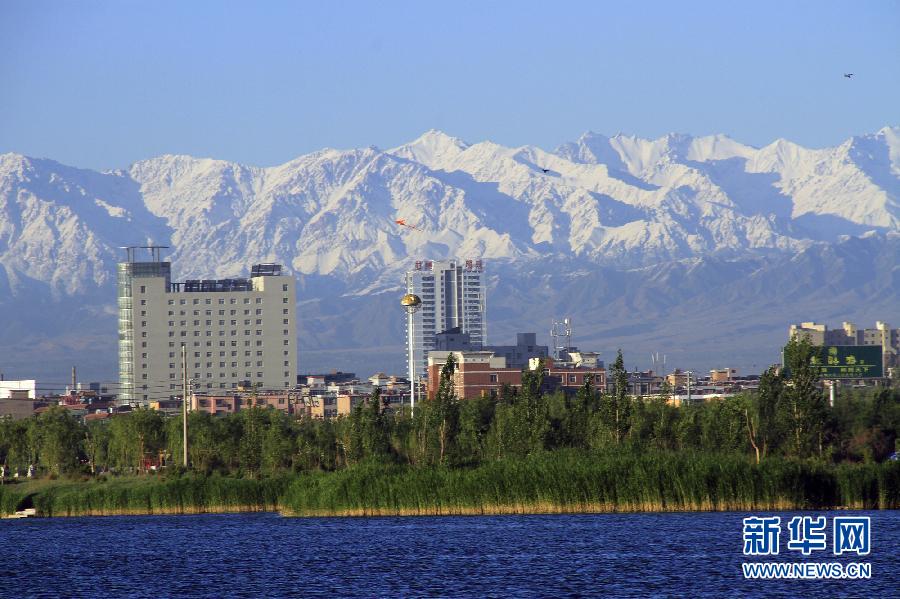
[405,259,486,379]
[117,247,297,405]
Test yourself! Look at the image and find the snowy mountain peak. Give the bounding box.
[389,129,469,166]
[1,127,898,299]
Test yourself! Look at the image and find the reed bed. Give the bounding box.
[280,451,900,517]
[14,475,290,517]
[4,452,898,519]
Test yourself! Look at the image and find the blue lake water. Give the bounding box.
[2,511,897,597]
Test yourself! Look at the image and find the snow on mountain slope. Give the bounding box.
[0,126,897,301]
[0,153,169,297]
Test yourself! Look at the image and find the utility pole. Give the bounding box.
[686,370,692,406]
[181,343,189,468]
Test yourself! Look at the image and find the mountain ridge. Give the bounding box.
[0,127,898,381]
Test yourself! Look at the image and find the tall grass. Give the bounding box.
[11,475,291,517]
[4,452,898,518]
[280,451,900,516]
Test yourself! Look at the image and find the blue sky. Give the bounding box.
[1,1,898,169]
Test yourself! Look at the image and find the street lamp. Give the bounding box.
[401,292,422,414]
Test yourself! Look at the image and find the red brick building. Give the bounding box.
[427,352,606,400]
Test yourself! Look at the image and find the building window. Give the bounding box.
[283,298,288,303]
[168,300,174,305]
[255,309,262,315]
[140,300,146,305]
[141,332,147,338]
[256,330,262,336]
[282,284,288,292]
[256,298,262,304]
[568,375,577,383]
[490,374,498,383]
[180,299,186,305]
[283,339,289,345]
[140,285,146,293]
[256,319,262,325]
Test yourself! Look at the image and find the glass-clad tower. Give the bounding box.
[118,247,171,405]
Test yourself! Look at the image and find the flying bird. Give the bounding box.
[541,168,550,173]
[844,73,853,78]
[395,218,420,231]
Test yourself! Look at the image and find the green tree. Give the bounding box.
[239,407,264,477]
[262,410,295,474]
[604,350,631,445]
[130,408,165,473]
[432,354,460,464]
[84,420,110,474]
[783,338,826,457]
[756,366,786,459]
[33,406,83,475]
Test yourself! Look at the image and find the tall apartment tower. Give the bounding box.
[405,259,486,379]
[117,247,297,405]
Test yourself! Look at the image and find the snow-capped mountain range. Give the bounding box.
[1,128,898,381]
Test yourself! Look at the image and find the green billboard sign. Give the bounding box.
[783,345,883,379]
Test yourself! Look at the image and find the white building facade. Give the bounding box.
[117,249,297,405]
[405,259,486,379]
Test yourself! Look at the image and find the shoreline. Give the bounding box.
[5,501,891,520]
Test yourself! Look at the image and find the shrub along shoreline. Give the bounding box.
[3,451,898,518]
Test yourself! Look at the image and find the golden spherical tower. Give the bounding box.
[401,292,423,413]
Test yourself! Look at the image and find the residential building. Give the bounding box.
[710,368,739,383]
[117,247,297,405]
[0,380,37,399]
[426,352,605,400]
[789,321,899,372]
[0,399,47,420]
[405,259,486,380]
[627,370,665,396]
[185,390,295,417]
